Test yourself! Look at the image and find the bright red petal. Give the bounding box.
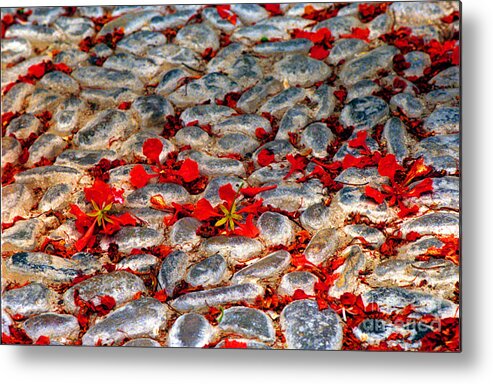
[142,138,163,164]
[257,148,275,167]
[193,198,221,221]
[365,186,387,204]
[130,164,157,189]
[309,45,329,60]
[233,214,259,238]
[377,154,404,182]
[84,179,124,207]
[177,158,200,183]
[348,131,369,152]
[240,185,276,198]
[218,183,237,206]
[406,178,433,198]
[75,219,97,252]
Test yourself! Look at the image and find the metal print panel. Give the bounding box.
[0,2,460,351]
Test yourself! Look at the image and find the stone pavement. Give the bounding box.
[1,2,460,350]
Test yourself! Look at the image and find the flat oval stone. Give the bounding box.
[340,96,389,131]
[26,87,63,114]
[230,4,269,25]
[26,133,66,167]
[407,176,459,210]
[174,126,211,149]
[390,1,453,26]
[213,114,272,137]
[328,38,368,65]
[232,250,291,283]
[423,107,459,134]
[6,113,41,140]
[175,23,219,53]
[178,150,245,178]
[215,133,259,156]
[63,271,147,313]
[5,24,61,44]
[55,149,117,169]
[158,250,189,296]
[147,44,202,69]
[5,252,99,283]
[219,306,275,343]
[347,79,380,101]
[186,254,228,287]
[72,66,143,92]
[123,338,161,347]
[301,122,335,158]
[14,165,82,187]
[253,38,313,55]
[38,71,80,94]
[304,228,349,265]
[169,217,202,251]
[2,283,54,317]
[400,212,459,237]
[274,54,331,87]
[170,283,264,312]
[149,10,197,31]
[300,203,330,234]
[382,117,409,162]
[117,30,166,56]
[23,313,79,343]
[278,271,318,296]
[203,7,243,33]
[167,313,214,347]
[232,24,289,44]
[55,16,94,41]
[1,183,35,223]
[1,136,21,165]
[103,52,160,81]
[2,218,45,251]
[155,68,191,96]
[180,105,235,126]
[121,132,174,162]
[237,76,283,114]
[328,245,368,298]
[280,299,343,350]
[259,87,306,119]
[258,183,323,211]
[126,183,191,208]
[132,95,174,129]
[1,37,32,66]
[97,10,161,38]
[258,212,296,246]
[116,253,160,273]
[201,236,263,262]
[101,227,165,254]
[403,51,431,78]
[38,183,73,212]
[80,88,139,110]
[430,66,459,88]
[343,224,386,249]
[1,82,34,114]
[82,297,167,346]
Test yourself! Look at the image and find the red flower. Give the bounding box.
[264,4,283,16]
[233,214,259,238]
[340,27,370,42]
[309,45,330,60]
[216,5,237,25]
[34,335,51,345]
[348,131,370,152]
[257,148,275,167]
[284,154,308,179]
[378,154,404,183]
[365,186,386,204]
[220,339,248,349]
[71,180,137,251]
[240,185,276,198]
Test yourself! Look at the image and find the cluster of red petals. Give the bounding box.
[263,4,283,16]
[79,27,124,52]
[129,138,200,189]
[419,235,460,266]
[302,5,340,22]
[1,8,31,38]
[74,289,116,331]
[216,5,237,25]
[293,27,333,60]
[342,131,383,170]
[70,180,137,251]
[220,339,248,349]
[358,2,389,23]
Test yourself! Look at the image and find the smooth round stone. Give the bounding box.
[201,236,263,262]
[215,133,259,156]
[425,88,460,108]
[116,253,160,273]
[155,68,191,96]
[2,218,45,251]
[126,183,191,208]
[232,24,289,44]
[208,43,245,72]
[253,140,296,166]
[340,96,389,131]
[174,126,211,149]
[14,165,82,188]
[219,53,263,88]
[80,88,138,110]
[1,184,33,223]
[347,79,380,101]
[51,97,87,135]
[312,84,336,120]
[390,1,453,26]
[54,48,89,68]
[186,254,227,287]
[276,105,311,140]
[257,212,296,246]
[1,136,21,165]
[259,87,306,119]
[400,212,459,237]
[215,338,271,349]
[117,30,167,55]
[280,300,343,350]
[313,15,360,37]
[273,54,331,87]
[304,228,349,265]
[169,217,202,251]
[97,10,161,38]
[328,245,367,298]
[132,95,174,129]
[203,7,243,33]
[71,66,143,92]
[248,162,292,185]
[82,298,167,346]
[175,23,219,53]
[328,38,368,65]
[147,44,202,69]
[430,66,459,88]
[2,283,54,317]
[29,6,64,24]
[1,82,34,114]
[301,122,335,158]
[23,313,79,343]
[54,16,94,41]
[170,283,264,312]
[397,236,445,260]
[390,93,425,119]
[343,224,386,249]
[178,150,246,178]
[103,226,164,253]
[367,13,392,39]
[74,109,136,150]
[258,182,323,211]
[382,117,409,163]
[403,51,431,78]
[201,176,244,206]
[231,4,269,25]
[26,133,66,167]
[38,183,73,212]
[103,52,160,81]
[237,76,283,114]
[278,271,318,297]
[5,113,41,140]
[339,45,398,85]
[5,24,61,44]
[407,176,459,210]
[253,38,313,55]
[213,114,272,137]
[167,313,214,347]
[423,107,459,134]
[55,149,117,169]
[232,250,291,284]
[180,105,235,126]
[123,338,161,347]
[1,37,32,66]
[63,271,147,313]
[26,88,62,114]
[158,250,189,296]
[300,203,330,234]
[149,10,197,31]
[363,288,457,318]
[219,306,275,343]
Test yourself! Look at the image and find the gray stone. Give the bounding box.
[274,54,331,87]
[23,313,79,343]
[313,15,360,37]
[126,183,191,208]
[403,51,431,78]
[390,93,425,119]
[38,183,74,212]
[55,16,94,41]
[167,313,214,347]
[343,224,386,249]
[103,52,160,81]
[158,250,189,296]
[258,87,306,119]
[237,76,283,114]
[123,338,161,347]
[2,218,45,251]
[178,150,245,178]
[1,183,35,223]
[55,149,117,170]
[301,122,335,158]
[5,113,41,140]
[71,66,143,92]
[253,140,296,166]
[97,10,161,38]
[201,236,263,263]
[175,23,219,53]
[382,117,409,162]
[63,271,147,313]
[149,10,197,31]
[430,66,459,88]
[117,30,166,56]
[116,253,160,273]
[329,245,368,298]
[2,283,54,317]
[213,114,272,137]
[132,95,174,129]
[219,306,275,343]
[216,133,259,156]
[258,212,296,246]
[407,176,459,210]
[423,107,460,134]
[232,250,291,283]
[26,87,63,115]
[390,1,454,26]
[281,300,343,350]
[201,176,244,206]
[1,82,34,114]
[253,38,313,55]
[14,165,82,187]
[276,105,311,140]
[1,37,32,66]
[278,271,318,296]
[171,283,264,312]
[174,126,211,149]
[180,105,235,126]
[156,68,192,96]
[121,132,175,162]
[102,227,165,254]
[186,254,228,287]
[82,298,167,346]
[400,212,459,237]
[328,38,368,65]
[300,203,330,234]
[347,79,380,101]
[340,96,389,131]
[258,182,323,211]
[169,217,202,251]
[304,228,349,265]
[26,133,66,167]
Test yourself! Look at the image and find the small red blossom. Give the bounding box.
[257,148,275,167]
[284,154,309,179]
[340,27,370,42]
[264,4,283,16]
[221,339,248,349]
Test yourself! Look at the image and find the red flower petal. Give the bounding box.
[348,131,369,152]
[130,164,157,189]
[365,186,387,204]
[240,185,276,198]
[84,179,124,207]
[257,148,275,167]
[177,158,200,183]
[142,138,163,164]
[406,178,433,198]
[193,198,221,221]
[264,4,283,16]
[233,214,259,238]
[377,154,404,182]
[220,339,248,349]
[34,336,50,345]
[284,154,308,179]
[75,219,97,252]
[309,45,330,60]
[218,183,237,206]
